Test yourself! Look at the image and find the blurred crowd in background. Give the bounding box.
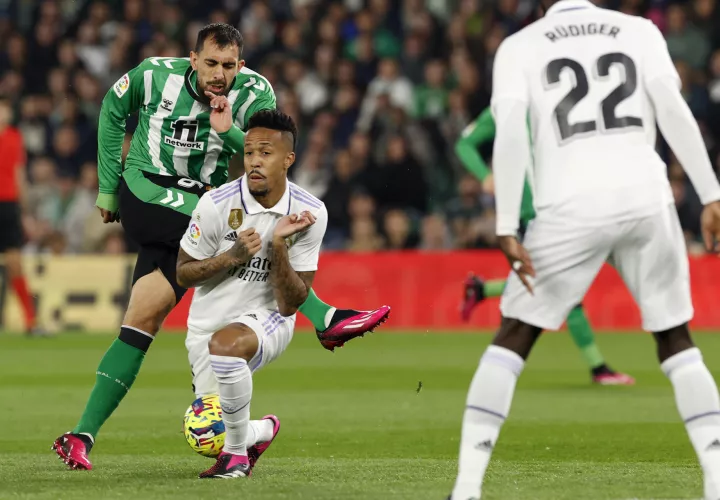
[2,0,720,255]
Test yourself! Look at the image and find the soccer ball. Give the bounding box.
[183,395,225,458]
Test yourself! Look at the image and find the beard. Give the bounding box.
[249,186,269,197]
[198,80,230,101]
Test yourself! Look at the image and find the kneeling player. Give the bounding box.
[177,110,328,478]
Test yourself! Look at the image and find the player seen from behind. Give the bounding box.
[53,23,389,471]
[177,110,324,478]
[450,0,720,498]
[456,106,633,385]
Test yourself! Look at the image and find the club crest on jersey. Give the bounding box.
[113,74,130,98]
[228,209,243,230]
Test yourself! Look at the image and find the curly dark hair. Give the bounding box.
[247,109,298,150]
[195,23,244,56]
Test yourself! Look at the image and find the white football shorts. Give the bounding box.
[186,309,296,397]
[501,204,693,332]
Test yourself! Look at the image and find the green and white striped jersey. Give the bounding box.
[97,57,275,212]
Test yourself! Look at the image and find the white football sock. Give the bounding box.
[662,347,720,499]
[210,355,253,456]
[245,419,275,447]
[452,345,525,500]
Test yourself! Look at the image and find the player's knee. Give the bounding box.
[492,317,542,360]
[653,323,694,363]
[123,303,172,335]
[208,325,259,361]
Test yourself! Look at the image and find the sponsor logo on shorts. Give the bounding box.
[113,73,130,98]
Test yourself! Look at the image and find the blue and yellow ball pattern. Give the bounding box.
[182,395,226,458]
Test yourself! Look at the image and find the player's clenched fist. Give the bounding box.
[273,211,316,240]
[228,228,262,265]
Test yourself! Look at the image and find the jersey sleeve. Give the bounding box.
[235,80,277,132]
[9,129,25,170]
[642,20,680,88]
[288,205,328,272]
[455,107,496,181]
[180,193,224,261]
[490,36,530,106]
[490,35,532,236]
[96,60,151,211]
[221,75,277,154]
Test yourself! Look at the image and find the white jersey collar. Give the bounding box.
[546,0,595,15]
[239,176,291,216]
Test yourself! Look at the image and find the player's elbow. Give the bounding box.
[278,290,309,317]
[175,267,192,289]
[454,139,469,157]
[277,304,299,317]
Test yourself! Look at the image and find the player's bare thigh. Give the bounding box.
[123,269,176,336]
[208,323,260,361]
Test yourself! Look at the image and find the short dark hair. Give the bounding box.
[195,23,244,57]
[247,110,298,150]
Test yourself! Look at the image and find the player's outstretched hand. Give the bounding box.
[205,91,232,134]
[701,201,720,253]
[228,228,262,265]
[273,211,316,240]
[98,207,119,223]
[498,235,535,294]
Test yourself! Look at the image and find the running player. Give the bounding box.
[456,107,633,385]
[53,23,389,471]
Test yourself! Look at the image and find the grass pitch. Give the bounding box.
[1,330,717,499]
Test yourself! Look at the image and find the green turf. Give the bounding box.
[1,330,717,499]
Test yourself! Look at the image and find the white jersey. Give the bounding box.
[180,176,328,333]
[492,0,679,226]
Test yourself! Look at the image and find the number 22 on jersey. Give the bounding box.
[544,52,643,144]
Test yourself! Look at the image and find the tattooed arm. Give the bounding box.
[176,228,262,288]
[269,235,315,316]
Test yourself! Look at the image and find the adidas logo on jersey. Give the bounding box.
[224,232,237,242]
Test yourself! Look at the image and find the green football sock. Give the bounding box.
[298,288,334,332]
[73,330,151,438]
[566,305,605,369]
[484,280,506,298]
